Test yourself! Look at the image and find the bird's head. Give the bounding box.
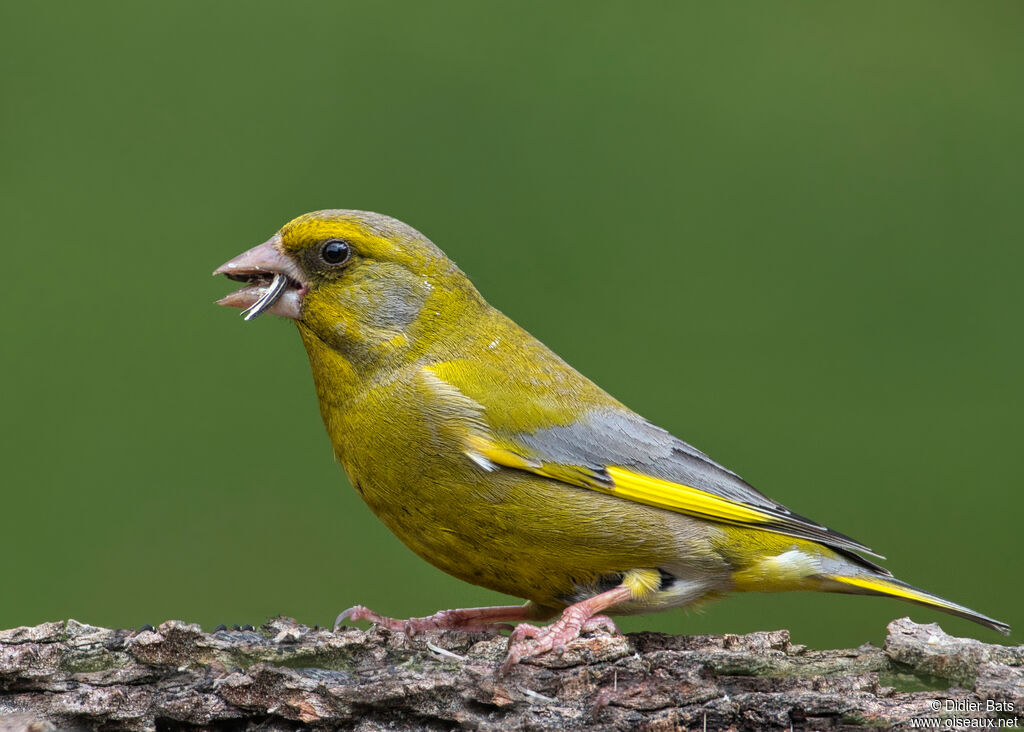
[215,210,483,369]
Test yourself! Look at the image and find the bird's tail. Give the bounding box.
[822,572,1010,635]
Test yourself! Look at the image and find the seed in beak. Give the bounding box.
[242,273,290,321]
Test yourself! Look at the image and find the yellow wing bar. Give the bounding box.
[600,466,883,560]
[603,466,777,525]
[466,434,782,528]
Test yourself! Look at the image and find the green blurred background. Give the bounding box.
[2,2,1021,650]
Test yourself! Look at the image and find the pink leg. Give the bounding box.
[334,604,532,635]
[502,585,632,674]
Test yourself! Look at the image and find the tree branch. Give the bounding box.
[1,616,1020,730]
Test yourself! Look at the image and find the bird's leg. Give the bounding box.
[335,604,532,635]
[502,585,632,674]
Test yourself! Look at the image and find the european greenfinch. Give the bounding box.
[215,210,1009,670]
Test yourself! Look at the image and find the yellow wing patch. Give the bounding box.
[603,466,775,525]
[464,434,785,529]
[465,434,541,471]
[605,467,881,560]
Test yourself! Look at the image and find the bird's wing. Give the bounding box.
[421,363,886,569]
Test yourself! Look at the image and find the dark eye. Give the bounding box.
[320,239,351,265]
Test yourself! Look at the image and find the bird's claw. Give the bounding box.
[334,605,407,633]
[501,613,620,674]
[581,614,620,635]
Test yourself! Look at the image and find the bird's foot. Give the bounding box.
[510,614,620,644]
[334,604,528,635]
[501,585,632,674]
[502,613,620,673]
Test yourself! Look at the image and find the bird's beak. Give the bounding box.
[213,235,308,320]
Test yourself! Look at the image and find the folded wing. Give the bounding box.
[421,362,888,573]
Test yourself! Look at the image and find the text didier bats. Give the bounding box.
[943,699,1014,713]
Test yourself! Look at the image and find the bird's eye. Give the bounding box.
[320,239,351,266]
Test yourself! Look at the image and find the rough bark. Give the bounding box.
[0,616,1020,731]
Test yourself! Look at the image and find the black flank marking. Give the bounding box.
[597,572,625,593]
[658,569,676,591]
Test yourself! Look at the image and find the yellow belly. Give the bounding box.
[350,459,730,611]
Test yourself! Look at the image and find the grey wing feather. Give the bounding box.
[513,407,889,573]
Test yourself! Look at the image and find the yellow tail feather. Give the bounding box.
[826,574,1009,635]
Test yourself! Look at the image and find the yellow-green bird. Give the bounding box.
[215,209,1008,670]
